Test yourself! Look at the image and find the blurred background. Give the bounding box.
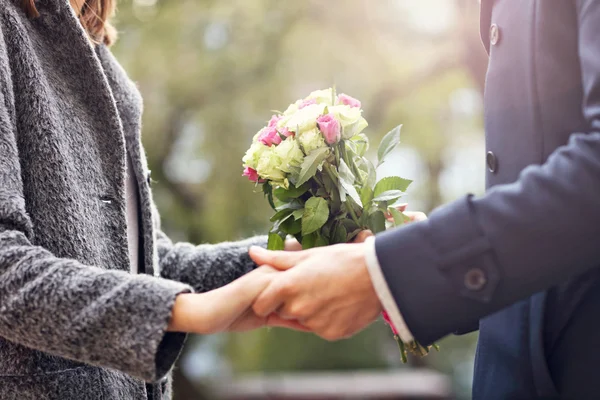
[112,0,488,398]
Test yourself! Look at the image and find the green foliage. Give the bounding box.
[301,197,330,236]
[374,176,413,197]
[338,158,363,207]
[377,125,402,167]
[373,190,404,203]
[388,206,408,227]
[296,147,330,187]
[267,231,285,250]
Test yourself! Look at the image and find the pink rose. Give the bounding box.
[338,93,361,108]
[382,310,399,336]
[298,98,317,109]
[316,113,341,144]
[257,127,282,146]
[280,127,294,138]
[243,167,262,183]
[268,115,282,128]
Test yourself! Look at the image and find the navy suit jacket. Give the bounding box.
[376,1,600,398]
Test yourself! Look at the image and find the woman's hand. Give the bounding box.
[167,266,307,334]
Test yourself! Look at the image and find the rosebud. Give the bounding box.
[242,167,262,183]
[257,126,282,146]
[337,93,361,108]
[268,115,283,128]
[317,113,341,144]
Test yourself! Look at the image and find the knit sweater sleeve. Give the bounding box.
[153,206,267,293]
[0,27,191,383]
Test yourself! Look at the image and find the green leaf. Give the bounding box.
[366,160,377,189]
[338,159,363,207]
[360,186,373,208]
[315,235,329,247]
[377,125,402,167]
[301,197,330,235]
[388,207,405,227]
[332,222,348,244]
[373,190,403,202]
[292,209,304,220]
[338,157,355,183]
[296,147,330,187]
[345,140,358,155]
[267,232,285,250]
[273,184,309,201]
[281,217,302,235]
[275,201,303,212]
[351,134,369,157]
[263,183,276,211]
[341,219,360,234]
[368,210,386,234]
[302,232,317,249]
[346,228,363,242]
[373,176,412,197]
[270,208,294,223]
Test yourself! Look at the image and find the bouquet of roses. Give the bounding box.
[242,87,437,361]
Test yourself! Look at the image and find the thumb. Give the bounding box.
[249,246,309,270]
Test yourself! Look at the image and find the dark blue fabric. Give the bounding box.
[376,0,600,398]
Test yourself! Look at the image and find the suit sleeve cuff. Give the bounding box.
[374,196,497,344]
[364,236,414,343]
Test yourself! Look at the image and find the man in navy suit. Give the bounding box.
[249,0,600,398]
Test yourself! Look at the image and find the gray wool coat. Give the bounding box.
[0,0,265,399]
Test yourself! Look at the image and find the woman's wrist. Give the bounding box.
[168,293,201,333]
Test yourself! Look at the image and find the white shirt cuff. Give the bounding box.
[364,236,414,343]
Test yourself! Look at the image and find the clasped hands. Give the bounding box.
[168,209,425,341]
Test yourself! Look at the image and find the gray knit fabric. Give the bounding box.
[126,152,141,274]
[0,1,266,399]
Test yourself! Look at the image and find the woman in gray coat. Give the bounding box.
[0,0,304,398]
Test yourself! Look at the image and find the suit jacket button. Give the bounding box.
[486,151,498,173]
[490,23,500,46]
[465,268,487,291]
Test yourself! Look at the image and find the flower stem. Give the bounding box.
[347,202,360,225]
[396,337,408,364]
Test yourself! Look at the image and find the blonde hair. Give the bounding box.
[22,0,117,45]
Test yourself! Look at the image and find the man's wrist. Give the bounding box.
[364,236,415,343]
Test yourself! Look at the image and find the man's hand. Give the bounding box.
[248,244,381,341]
[168,266,308,334]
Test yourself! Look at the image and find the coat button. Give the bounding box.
[486,151,498,173]
[464,268,487,291]
[490,24,500,46]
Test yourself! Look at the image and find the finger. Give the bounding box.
[353,230,373,243]
[252,278,289,317]
[249,246,310,270]
[267,314,311,332]
[284,239,303,252]
[406,211,427,222]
